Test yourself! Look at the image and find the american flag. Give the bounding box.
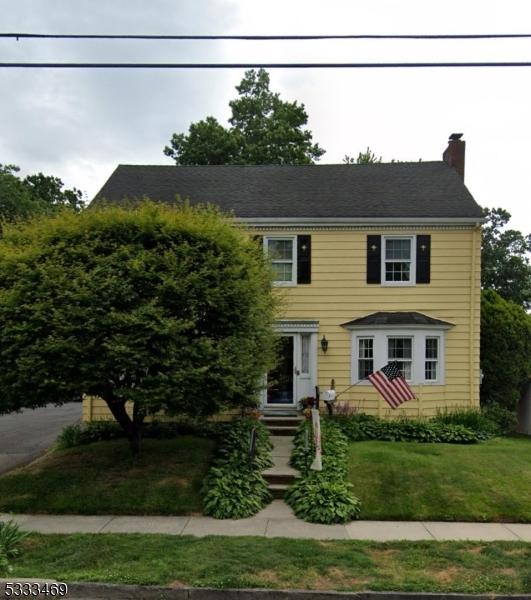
[368,361,416,408]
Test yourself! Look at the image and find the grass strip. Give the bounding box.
[10,534,531,593]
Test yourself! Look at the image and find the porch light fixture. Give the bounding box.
[320,335,328,353]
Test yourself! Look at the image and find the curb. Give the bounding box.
[22,582,531,600]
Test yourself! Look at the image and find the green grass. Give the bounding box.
[348,437,531,521]
[9,534,531,593]
[0,436,215,515]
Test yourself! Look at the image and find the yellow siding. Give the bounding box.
[264,226,481,418]
[82,395,239,423]
[83,225,481,422]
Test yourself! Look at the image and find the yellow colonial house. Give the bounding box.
[86,134,482,420]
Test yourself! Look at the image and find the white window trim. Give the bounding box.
[264,235,297,287]
[381,235,416,286]
[260,326,318,408]
[351,328,445,386]
[424,336,439,382]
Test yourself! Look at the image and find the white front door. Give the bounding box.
[264,332,316,408]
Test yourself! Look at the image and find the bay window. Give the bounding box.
[351,329,446,385]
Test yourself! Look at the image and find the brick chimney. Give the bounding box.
[443,133,465,180]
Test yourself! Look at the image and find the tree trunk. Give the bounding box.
[103,393,143,455]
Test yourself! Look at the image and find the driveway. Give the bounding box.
[0,402,82,475]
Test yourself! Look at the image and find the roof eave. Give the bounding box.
[342,323,454,331]
[240,217,485,227]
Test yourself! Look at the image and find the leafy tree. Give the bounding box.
[0,164,83,224]
[343,147,382,165]
[0,165,39,223]
[481,207,531,308]
[0,203,278,453]
[163,116,240,166]
[480,290,531,409]
[164,69,325,165]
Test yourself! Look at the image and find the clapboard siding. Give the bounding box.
[83,225,481,422]
[268,226,481,417]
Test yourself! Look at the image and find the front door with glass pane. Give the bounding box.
[265,332,315,407]
[267,335,295,405]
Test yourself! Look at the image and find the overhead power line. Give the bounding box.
[3,32,531,41]
[2,61,531,69]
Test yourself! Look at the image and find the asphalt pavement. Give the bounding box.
[0,402,82,475]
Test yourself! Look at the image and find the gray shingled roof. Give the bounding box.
[92,162,483,219]
[341,312,454,328]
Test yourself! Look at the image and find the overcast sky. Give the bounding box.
[1,0,530,231]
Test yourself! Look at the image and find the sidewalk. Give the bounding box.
[3,501,531,541]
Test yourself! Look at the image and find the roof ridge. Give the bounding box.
[116,161,445,168]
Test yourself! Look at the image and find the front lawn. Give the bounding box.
[0,436,215,515]
[10,534,531,593]
[348,437,531,521]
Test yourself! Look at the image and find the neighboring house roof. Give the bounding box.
[92,162,483,220]
[341,312,454,329]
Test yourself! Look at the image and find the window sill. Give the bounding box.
[381,281,416,287]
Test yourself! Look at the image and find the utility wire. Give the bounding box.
[3,32,531,41]
[2,61,531,69]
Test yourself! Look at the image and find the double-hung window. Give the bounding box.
[357,337,374,379]
[265,237,296,285]
[388,337,413,380]
[425,337,439,381]
[383,237,415,284]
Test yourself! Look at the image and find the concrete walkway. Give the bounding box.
[3,503,531,541]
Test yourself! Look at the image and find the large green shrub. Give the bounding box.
[481,290,531,410]
[481,404,518,434]
[202,418,272,519]
[0,202,278,452]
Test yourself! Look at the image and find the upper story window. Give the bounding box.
[367,235,430,286]
[382,236,416,285]
[265,236,297,286]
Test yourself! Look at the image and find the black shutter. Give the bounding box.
[416,235,431,284]
[297,235,311,284]
[366,235,381,284]
[252,234,263,250]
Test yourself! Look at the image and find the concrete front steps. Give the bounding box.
[261,412,303,499]
[261,415,302,437]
